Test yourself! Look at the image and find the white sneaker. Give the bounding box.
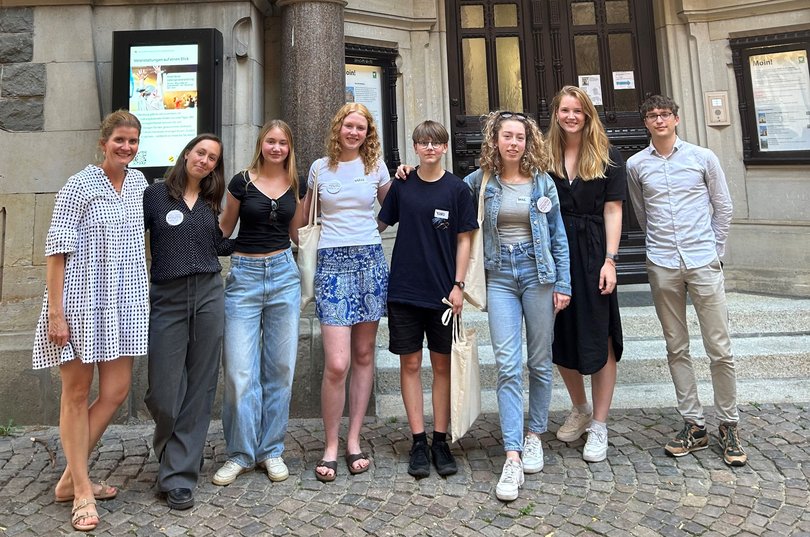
[583,426,608,463]
[495,459,524,502]
[522,434,544,474]
[212,460,252,486]
[557,406,593,442]
[260,457,289,482]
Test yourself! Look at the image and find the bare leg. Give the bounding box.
[58,359,97,525]
[400,351,424,434]
[557,365,588,407]
[55,357,133,498]
[591,339,618,423]
[345,321,378,471]
[318,325,352,479]
[429,352,451,434]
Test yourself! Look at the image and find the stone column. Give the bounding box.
[278,0,347,193]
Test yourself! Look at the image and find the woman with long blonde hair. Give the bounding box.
[214,120,302,487]
[299,103,391,482]
[546,85,625,463]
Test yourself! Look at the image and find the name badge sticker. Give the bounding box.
[353,176,366,184]
[326,181,342,194]
[536,196,552,213]
[166,209,184,226]
[517,196,531,204]
[434,209,450,219]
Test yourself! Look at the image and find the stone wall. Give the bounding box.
[0,7,45,132]
[652,0,810,297]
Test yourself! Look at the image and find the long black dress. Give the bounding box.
[551,145,625,375]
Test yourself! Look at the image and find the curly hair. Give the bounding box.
[326,103,382,175]
[246,119,299,201]
[546,86,612,181]
[478,111,548,176]
[164,133,225,214]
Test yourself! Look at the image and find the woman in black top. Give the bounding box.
[546,86,625,463]
[143,133,230,510]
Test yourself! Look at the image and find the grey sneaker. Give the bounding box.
[212,460,252,486]
[495,459,524,502]
[664,422,708,457]
[522,434,544,473]
[557,407,592,442]
[719,423,747,467]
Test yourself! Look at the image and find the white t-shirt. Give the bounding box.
[307,157,391,249]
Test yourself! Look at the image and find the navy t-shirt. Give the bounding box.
[378,169,478,309]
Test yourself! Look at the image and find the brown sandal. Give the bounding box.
[56,480,118,502]
[71,498,98,532]
[345,452,371,475]
[314,460,337,482]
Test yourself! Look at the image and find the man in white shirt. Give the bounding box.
[627,95,746,467]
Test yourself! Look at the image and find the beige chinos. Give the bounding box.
[647,258,738,426]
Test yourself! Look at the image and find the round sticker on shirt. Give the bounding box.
[326,181,342,194]
[166,209,184,226]
[536,196,552,213]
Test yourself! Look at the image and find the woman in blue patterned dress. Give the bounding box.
[32,110,149,531]
[299,103,391,481]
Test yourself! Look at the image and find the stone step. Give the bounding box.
[374,290,810,347]
[375,377,810,420]
[373,334,810,418]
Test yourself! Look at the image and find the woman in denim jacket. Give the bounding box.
[464,111,571,502]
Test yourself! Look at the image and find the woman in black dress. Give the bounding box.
[547,86,625,463]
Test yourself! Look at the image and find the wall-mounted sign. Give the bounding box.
[749,50,810,152]
[345,64,385,151]
[112,29,223,181]
[731,30,810,165]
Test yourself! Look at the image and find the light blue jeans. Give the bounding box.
[222,249,301,468]
[487,242,555,452]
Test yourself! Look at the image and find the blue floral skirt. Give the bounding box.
[315,244,388,326]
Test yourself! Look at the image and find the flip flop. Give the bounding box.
[314,460,337,482]
[56,481,118,503]
[345,452,371,475]
[71,498,98,532]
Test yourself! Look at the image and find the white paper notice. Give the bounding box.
[345,64,385,150]
[612,71,636,90]
[749,50,810,152]
[578,75,603,106]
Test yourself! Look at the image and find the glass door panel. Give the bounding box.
[462,38,490,115]
[496,37,524,111]
[609,33,638,111]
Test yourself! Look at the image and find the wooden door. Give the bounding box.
[446,0,660,283]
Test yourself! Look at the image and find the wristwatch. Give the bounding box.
[605,252,619,262]
[454,281,466,290]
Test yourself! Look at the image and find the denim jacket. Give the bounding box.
[464,168,571,296]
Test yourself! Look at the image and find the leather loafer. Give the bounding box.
[165,488,194,510]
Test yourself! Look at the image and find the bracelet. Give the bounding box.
[604,257,616,267]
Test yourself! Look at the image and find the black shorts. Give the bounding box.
[387,302,452,355]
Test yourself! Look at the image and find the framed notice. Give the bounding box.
[731,30,810,165]
[345,44,401,173]
[112,29,223,181]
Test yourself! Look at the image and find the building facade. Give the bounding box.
[1,0,808,423]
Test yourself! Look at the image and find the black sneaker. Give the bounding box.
[408,441,430,478]
[719,423,748,467]
[664,422,709,457]
[431,441,458,476]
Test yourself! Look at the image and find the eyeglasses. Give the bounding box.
[499,111,528,121]
[269,199,279,222]
[416,141,445,149]
[644,112,674,122]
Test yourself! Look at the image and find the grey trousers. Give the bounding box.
[145,272,224,491]
[647,258,739,426]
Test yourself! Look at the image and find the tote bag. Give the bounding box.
[448,306,482,443]
[463,171,490,311]
[297,166,321,311]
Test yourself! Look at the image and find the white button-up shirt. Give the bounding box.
[627,137,733,269]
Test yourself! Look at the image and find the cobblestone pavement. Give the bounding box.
[0,404,808,536]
